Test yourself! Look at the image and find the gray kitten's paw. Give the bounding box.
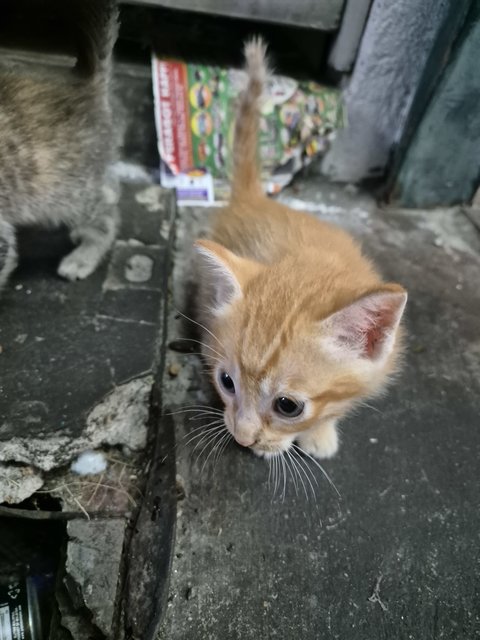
[296,421,339,459]
[57,249,97,281]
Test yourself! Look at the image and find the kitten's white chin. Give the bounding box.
[251,448,273,459]
[251,443,292,459]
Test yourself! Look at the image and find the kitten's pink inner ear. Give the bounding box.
[325,287,407,361]
[194,239,259,311]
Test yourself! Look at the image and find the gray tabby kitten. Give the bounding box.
[0,0,119,290]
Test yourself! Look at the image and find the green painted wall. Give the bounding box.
[395,0,480,207]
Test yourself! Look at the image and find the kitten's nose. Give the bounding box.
[234,434,255,447]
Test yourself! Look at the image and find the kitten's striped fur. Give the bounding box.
[195,39,407,460]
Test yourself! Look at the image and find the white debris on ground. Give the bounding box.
[124,254,154,283]
[71,451,108,476]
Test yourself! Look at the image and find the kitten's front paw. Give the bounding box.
[296,422,339,460]
[58,249,96,281]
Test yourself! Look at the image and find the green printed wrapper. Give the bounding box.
[152,55,345,205]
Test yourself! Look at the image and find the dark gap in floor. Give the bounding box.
[0,507,66,638]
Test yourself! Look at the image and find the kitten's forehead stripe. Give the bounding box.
[238,282,313,379]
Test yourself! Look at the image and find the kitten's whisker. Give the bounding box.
[213,433,231,471]
[187,410,224,421]
[293,444,341,498]
[189,430,223,457]
[186,421,224,443]
[291,447,317,502]
[196,429,227,466]
[184,351,224,366]
[201,430,229,475]
[271,455,276,497]
[179,429,224,454]
[361,402,383,415]
[170,410,224,424]
[169,348,223,367]
[165,405,223,417]
[287,449,308,501]
[270,456,277,502]
[180,419,225,441]
[200,354,224,364]
[173,307,226,351]
[172,337,224,360]
[180,351,222,364]
[279,453,287,502]
[273,454,280,498]
[291,446,319,487]
[285,450,299,497]
[283,451,296,497]
[181,422,224,449]
[210,434,228,471]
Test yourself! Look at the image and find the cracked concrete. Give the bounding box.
[0,377,152,472]
[0,462,44,503]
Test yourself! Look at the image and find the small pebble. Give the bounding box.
[344,183,359,195]
[169,362,181,377]
[124,254,154,283]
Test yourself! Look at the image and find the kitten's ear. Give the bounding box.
[194,239,259,313]
[322,285,407,363]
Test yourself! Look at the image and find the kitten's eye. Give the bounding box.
[274,396,304,418]
[219,371,235,394]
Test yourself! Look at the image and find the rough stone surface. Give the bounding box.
[66,518,125,638]
[158,178,480,639]
[58,599,98,640]
[0,463,44,503]
[85,377,151,452]
[322,0,452,182]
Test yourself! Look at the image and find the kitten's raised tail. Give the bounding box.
[231,38,269,199]
[74,0,119,80]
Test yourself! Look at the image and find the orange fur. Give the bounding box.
[194,39,407,460]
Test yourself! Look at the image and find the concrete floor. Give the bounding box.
[1,45,479,638]
[159,178,480,639]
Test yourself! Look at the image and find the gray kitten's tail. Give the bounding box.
[74,0,119,79]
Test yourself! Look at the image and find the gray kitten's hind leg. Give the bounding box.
[0,218,18,291]
[58,188,118,281]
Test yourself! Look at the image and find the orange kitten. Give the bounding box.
[194,39,407,460]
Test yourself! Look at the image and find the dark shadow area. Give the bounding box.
[0,507,66,639]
